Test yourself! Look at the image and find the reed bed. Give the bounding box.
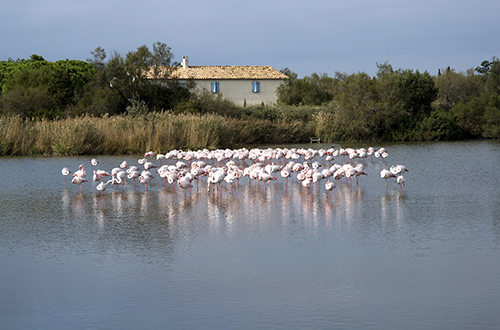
[0,112,315,156]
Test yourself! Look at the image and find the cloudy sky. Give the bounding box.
[2,0,499,77]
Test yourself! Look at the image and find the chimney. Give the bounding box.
[182,56,189,68]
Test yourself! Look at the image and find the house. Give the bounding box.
[171,56,288,106]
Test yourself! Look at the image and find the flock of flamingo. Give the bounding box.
[61,146,409,196]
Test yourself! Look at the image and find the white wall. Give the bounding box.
[190,79,283,106]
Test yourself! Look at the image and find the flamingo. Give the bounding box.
[380,169,396,189]
[71,176,88,193]
[281,168,291,186]
[397,175,405,191]
[390,164,409,175]
[91,158,98,166]
[207,170,225,193]
[61,167,71,183]
[127,169,141,187]
[73,164,86,178]
[93,169,110,182]
[325,180,336,192]
[96,181,106,197]
[139,172,153,191]
[177,173,193,196]
[144,161,157,171]
[107,170,127,190]
[258,171,277,190]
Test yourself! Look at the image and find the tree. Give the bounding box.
[396,70,438,119]
[276,69,334,106]
[434,67,482,111]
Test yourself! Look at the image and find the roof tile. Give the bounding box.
[170,65,288,80]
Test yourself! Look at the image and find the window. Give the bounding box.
[211,82,219,93]
[252,81,260,93]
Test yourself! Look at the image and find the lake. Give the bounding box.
[1,141,500,329]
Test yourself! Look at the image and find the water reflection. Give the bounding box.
[3,142,500,329]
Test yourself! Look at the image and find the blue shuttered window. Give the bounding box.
[211,82,219,93]
[252,81,260,93]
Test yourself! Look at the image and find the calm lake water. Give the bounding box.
[1,141,500,329]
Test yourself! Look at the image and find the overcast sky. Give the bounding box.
[2,0,499,77]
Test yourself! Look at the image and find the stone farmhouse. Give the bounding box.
[171,56,288,106]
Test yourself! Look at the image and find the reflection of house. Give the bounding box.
[172,56,288,106]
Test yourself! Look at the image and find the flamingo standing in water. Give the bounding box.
[325,180,336,192]
[96,181,106,198]
[397,175,405,191]
[139,172,153,191]
[281,168,291,186]
[73,164,86,178]
[91,158,98,166]
[61,167,71,184]
[71,176,88,193]
[177,173,193,196]
[258,171,277,190]
[380,169,396,189]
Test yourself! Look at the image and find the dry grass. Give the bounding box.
[0,112,313,156]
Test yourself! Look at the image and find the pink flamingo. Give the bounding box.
[72,164,86,178]
[325,180,336,192]
[71,176,88,193]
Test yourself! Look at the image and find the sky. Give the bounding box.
[2,0,500,78]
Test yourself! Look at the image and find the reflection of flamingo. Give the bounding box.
[62,167,71,183]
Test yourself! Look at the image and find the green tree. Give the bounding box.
[434,67,481,110]
[276,69,334,106]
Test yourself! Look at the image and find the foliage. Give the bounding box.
[1,46,500,151]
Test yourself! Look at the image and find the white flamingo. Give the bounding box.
[73,164,86,178]
[397,175,405,191]
[325,180,336,192]
[380,169,396,189]
[71,176,88,193]
[62,167,71,184]
[96,181,106,196]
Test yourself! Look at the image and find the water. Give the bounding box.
[1,141,500,329]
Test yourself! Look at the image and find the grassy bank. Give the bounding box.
[0,112,315,156]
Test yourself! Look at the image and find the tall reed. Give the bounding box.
[0,112,313,156]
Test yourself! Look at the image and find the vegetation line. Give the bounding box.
[1,42,499,156]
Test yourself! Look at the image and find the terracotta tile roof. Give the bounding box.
[170,65,288,80]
